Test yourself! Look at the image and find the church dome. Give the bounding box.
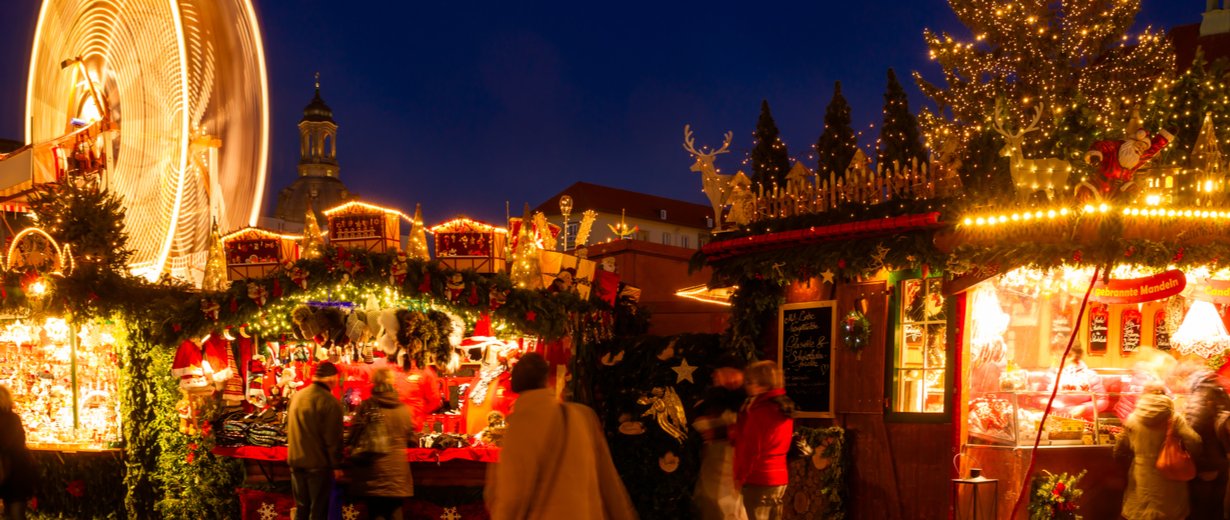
[300,88,334,123]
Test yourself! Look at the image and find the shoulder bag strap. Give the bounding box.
[525,404,570,519]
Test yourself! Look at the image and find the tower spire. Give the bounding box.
[314,71,320,90]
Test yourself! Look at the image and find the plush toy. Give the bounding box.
[447,273,465,302]
[377,308,401,356]
[247,354,267,408]
[176,397,197,435]
[346,309,370,345]
[277,367,303,401]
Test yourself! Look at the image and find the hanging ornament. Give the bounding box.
[201,299,220,321]
[659,451,680,473]
[247,283,268,307]
[841,309,871,354]
[672,357,697,384]
[637,387,688,443]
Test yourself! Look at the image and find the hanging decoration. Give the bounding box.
[671,358,697,384]
[1172,300,1230,359]
[637,387,688,443]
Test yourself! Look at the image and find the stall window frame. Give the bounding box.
[884,268,956,424]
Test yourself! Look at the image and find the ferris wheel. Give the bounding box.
[24,0,271,280]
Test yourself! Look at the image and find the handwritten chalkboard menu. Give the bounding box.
[778,301,836,418]
[1121,309,1142,353]
[1154,310,1171,351]
[1088,303,1109,354]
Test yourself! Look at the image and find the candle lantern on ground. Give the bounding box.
[952,468,997,520]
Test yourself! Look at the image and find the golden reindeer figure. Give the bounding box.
[993,104,1071,202]
[684,125,733,230]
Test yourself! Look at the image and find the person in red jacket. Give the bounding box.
[732,361,794,520]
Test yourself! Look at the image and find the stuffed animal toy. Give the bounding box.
[377,308,400,356]
[277,367,303,400]
[346,309,370,345]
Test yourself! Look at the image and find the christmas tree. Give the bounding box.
[815,81,858,180]
[749,100,792,190]
[407,203,430,260]
[915,0,1174,197]
[300,201,324,260]
[877,69,927,169]
[28,182,133,276]
[1142,48,1227,167]
[200,221,227,292]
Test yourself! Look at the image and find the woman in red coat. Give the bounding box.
[732,361,794,520]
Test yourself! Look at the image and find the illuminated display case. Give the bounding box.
[0,318,121,450]
[968,390,1125,446]
[223,227,301,280]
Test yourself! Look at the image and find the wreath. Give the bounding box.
[841,309,871,354]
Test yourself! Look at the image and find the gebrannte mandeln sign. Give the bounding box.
[1090,270,1185,304]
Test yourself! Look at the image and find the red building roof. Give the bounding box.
[533,181,714,230]
[1171,22,1230,69]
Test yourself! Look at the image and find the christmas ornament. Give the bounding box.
[1083,127,1172,197]
[390,250,408,286]
[992,104,1072,202]
[342,504,360,520]
[672,358,697,384]
[257,502,277,520]
[821,269,835,284]
[842,309,871,354]
[870,243,890,271]
[600,350,624,366]
[638,387,688,443]
[659,451,680,473]
[656,339,676,361]
[441,507,461,520]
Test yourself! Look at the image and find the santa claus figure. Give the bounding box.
[1084,128,1173,195]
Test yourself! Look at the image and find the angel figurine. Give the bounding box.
[638,387,689,443]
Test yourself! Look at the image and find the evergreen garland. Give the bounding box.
[749,100,793,190]
[815,81,859,180]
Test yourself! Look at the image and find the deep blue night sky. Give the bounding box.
[0,1,1198,227]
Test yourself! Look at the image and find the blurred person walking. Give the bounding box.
[1183,367,1230,519]
[692,355,748,520]
[733,361,794,520]
[348,368,415,520]
[288,361,344,520]
[1117,386,1202,520]
[484,353,635,520]
[0,386,35,520]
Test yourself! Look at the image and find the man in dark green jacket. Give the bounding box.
[288,361,344,520]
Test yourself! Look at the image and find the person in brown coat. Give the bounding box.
[0,386,36,520]
[348,368,415,520]
[484,353,636,520]
[1116,387,1202,520]
[288,361,344,520]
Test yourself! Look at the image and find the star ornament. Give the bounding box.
[672,358,697,384]
[258,503,277,520]
[342,504,360,520]
[821,269,835,284]
[441,507,462,520]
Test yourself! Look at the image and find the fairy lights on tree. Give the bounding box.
[815,81,858,181]
[749,100,792,190]
[877,68,927,169]
[915,0,1174,198]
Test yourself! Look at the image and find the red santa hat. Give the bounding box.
[172,339,208,390]
[202,333,233,383]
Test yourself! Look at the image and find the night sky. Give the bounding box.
[0,1,1197,227]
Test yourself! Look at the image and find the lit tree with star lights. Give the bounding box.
[914,0,1174,198]
[815,81,859,181]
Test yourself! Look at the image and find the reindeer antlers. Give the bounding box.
[683,124,732,156]
[992,104,1046,138]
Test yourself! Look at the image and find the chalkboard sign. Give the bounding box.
[1088,303,1109,354]
[1121,309,1142,353]
[778,301,836,418]
[1155,309,1171,351]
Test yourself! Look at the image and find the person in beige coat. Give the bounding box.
[1115,389,1202,520]
[484,353,637,520]
[348,368,415,520]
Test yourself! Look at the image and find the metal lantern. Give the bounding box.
[952,468,998,520]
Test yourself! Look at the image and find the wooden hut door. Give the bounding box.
[833,280,903,520]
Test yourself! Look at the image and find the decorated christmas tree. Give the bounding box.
[200,222,227,292]
[27,182,133,276]
[509,203,541,289]
[877,68,927,169]
[915,0,1174,197]
[1142,48,1225,167]
[299,201,324,260]
[749,100,792,190]
[407,203,430,260]
[815,81,858,181]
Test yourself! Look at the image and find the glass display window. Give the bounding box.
[890,272,950,416]
[0,318,121,450]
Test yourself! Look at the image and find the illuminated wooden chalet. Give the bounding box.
[222,227,300,280]
[429,217,508,273]
[324,201,401,253]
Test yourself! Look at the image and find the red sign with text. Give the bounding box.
[1090,270,1186,304]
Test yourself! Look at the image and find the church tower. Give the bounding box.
[273,75,354,224]
[298,73,339,178]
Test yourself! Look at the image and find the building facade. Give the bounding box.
[533,181,714,250]
[271,82,355,227]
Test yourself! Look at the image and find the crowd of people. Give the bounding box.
[0,353,799,520]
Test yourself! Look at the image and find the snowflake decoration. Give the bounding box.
[258,502,278,520]
[441,506,461,520]
[342,504,360,520]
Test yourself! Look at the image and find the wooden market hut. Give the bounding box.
[696,148,1230,518]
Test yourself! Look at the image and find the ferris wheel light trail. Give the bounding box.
[25,0,271,282]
